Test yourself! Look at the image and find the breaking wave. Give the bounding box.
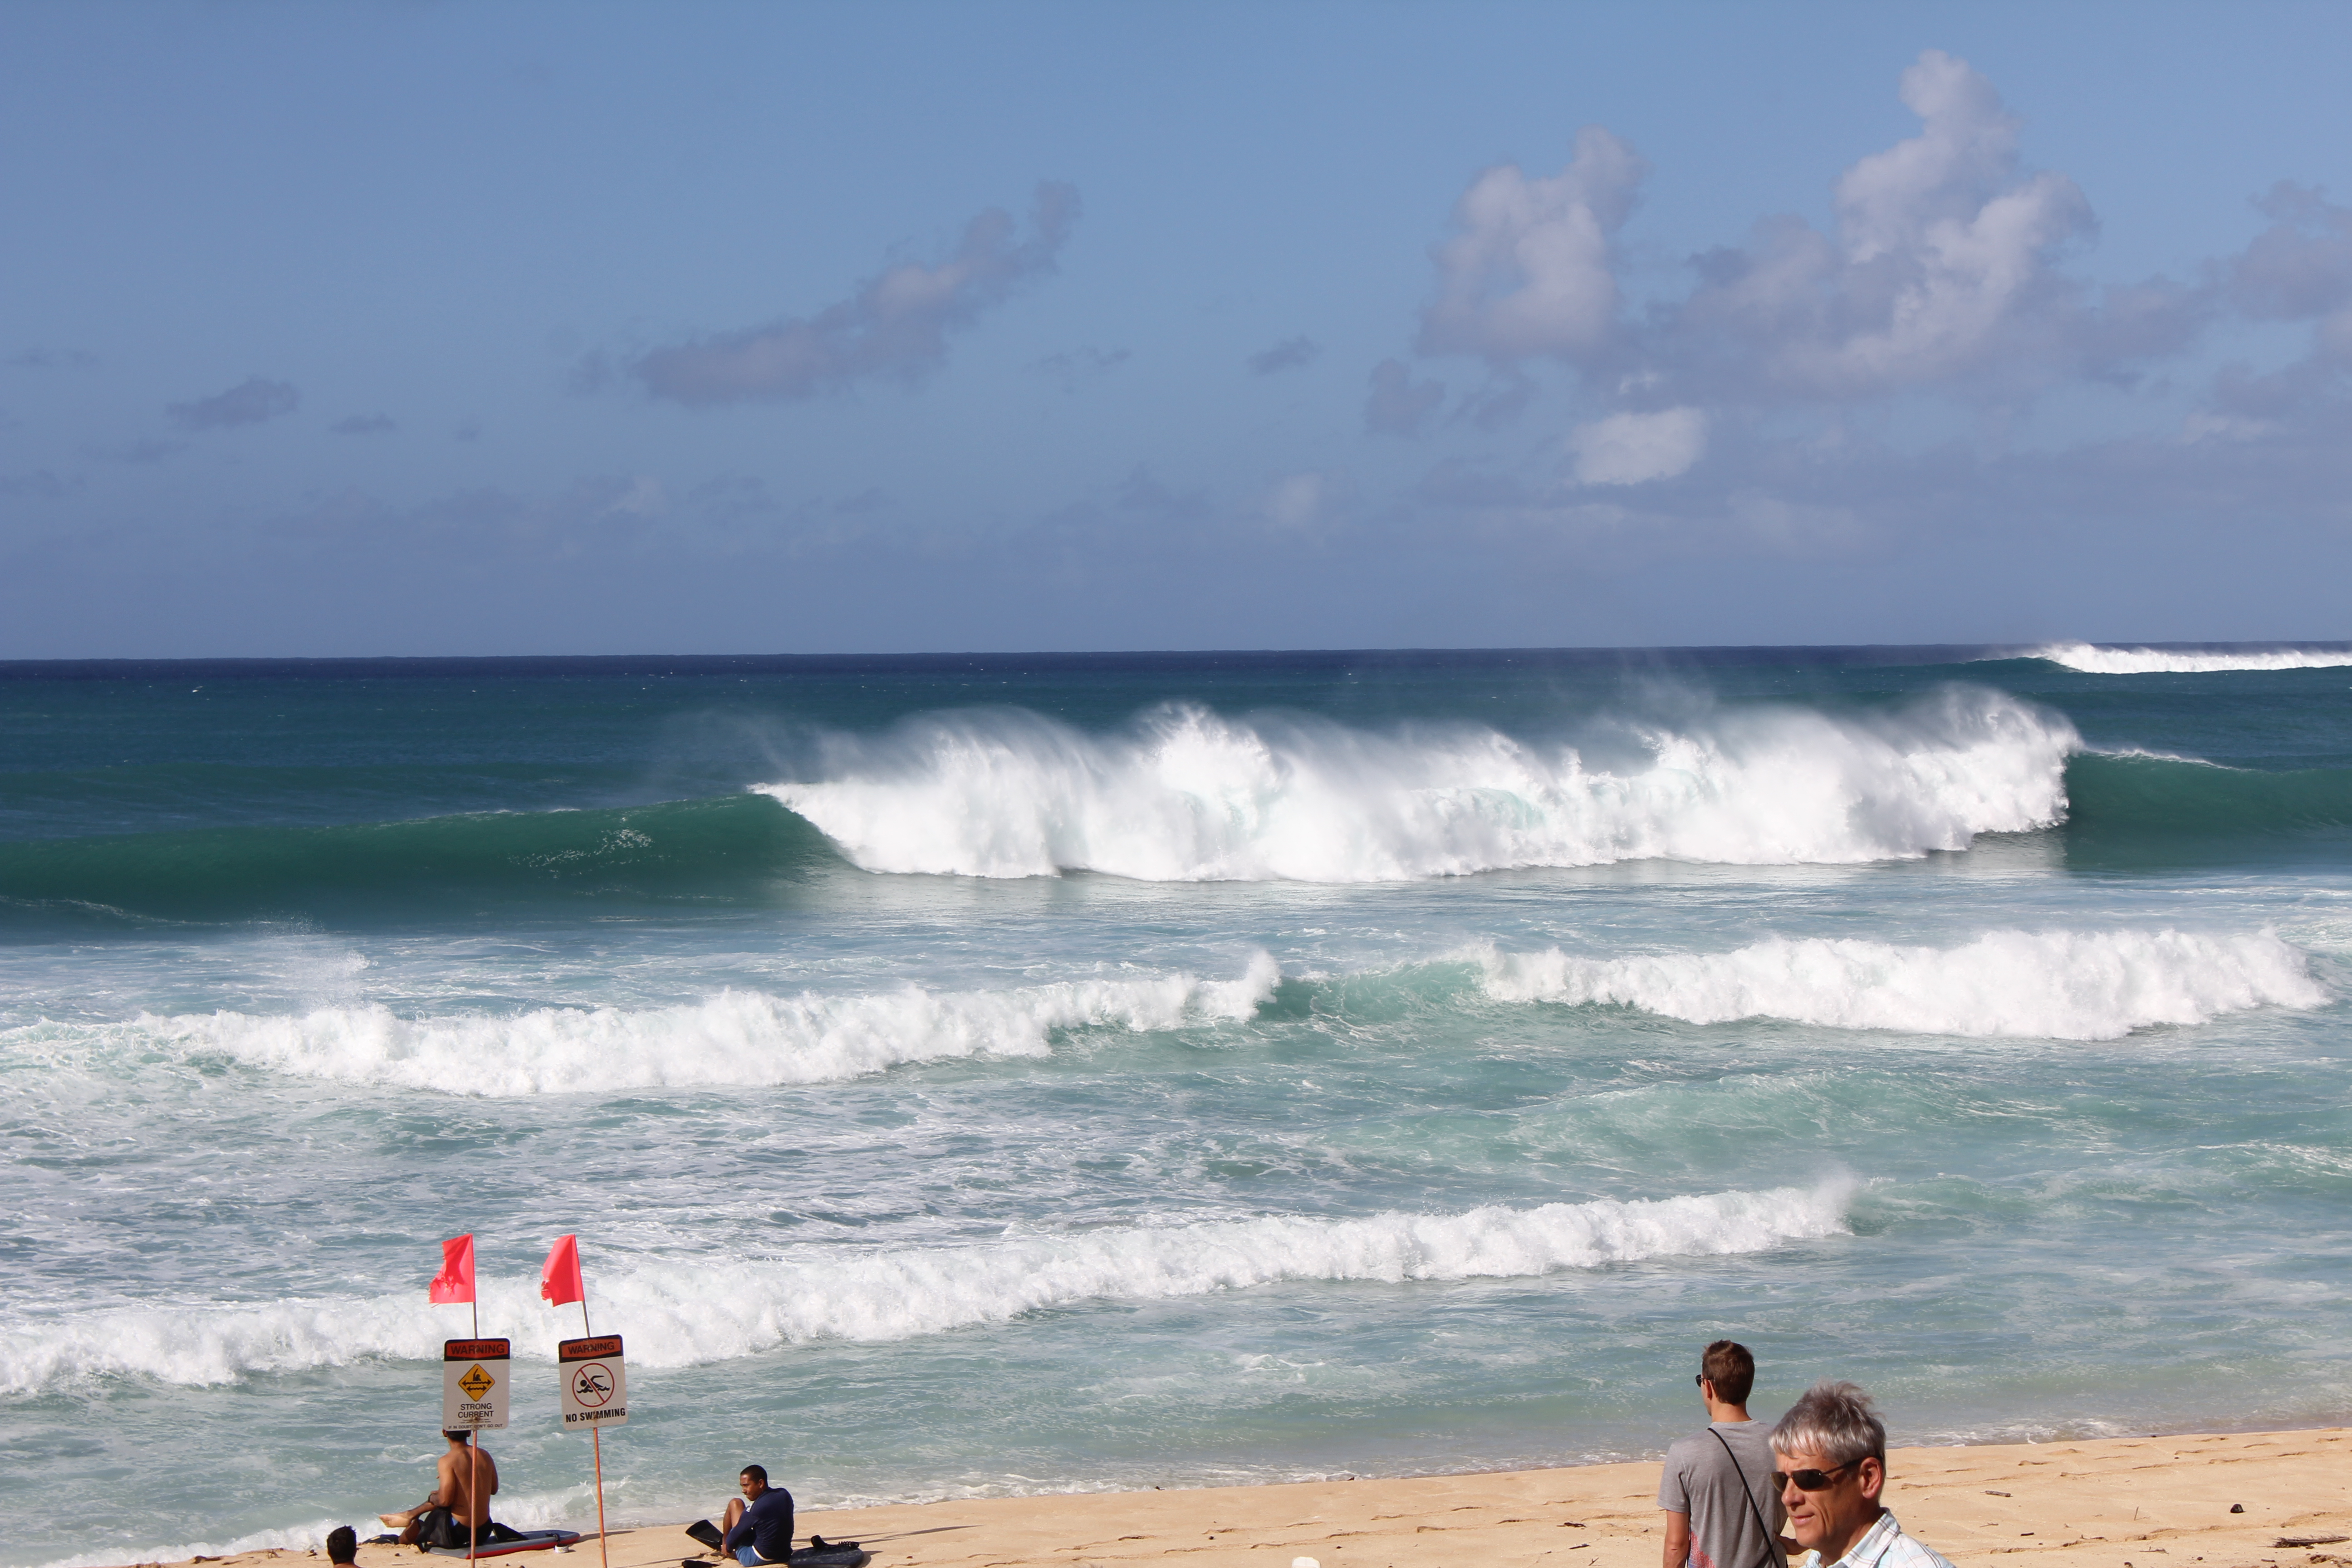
[759,691,2075,880]
[1477,929,2327,1039]
[2029,643,2352,675]
[101,955,1281,1094]
[0,1181,1852,1393]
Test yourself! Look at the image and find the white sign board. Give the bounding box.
[557,1335,627,1431]
[442,1338,511,1431]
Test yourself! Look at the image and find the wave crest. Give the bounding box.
[0,1181,1851,1393]
[2030,643,2352,675]
[96,955,1280,1095]
[1478,929,2327,1039]
[760,692,2075,881]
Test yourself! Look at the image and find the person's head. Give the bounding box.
[739,1465,768,1500]
[1697,1340,1755,1407]
[1771,1381,1889,1560]
[443,1430,472,1447]
[326,1528,358,1566]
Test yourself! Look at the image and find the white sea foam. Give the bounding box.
[24,1521,349,1568]
[2028,642,2352,675]
[0,1181,1851,1393]
[759,692,2076,880]
[118,955,1279,1094]
[1478,929,2328,1039]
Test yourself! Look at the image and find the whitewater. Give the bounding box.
[759,690,2076,879]
[2027,641,2352,675]
[4,648,2351,1568]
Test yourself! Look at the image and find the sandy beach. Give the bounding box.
[142,1428,2352,1568]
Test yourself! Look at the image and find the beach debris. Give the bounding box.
[2275,1540,2350,1550]
[2233,1506,2246,1514]
[1987,1491,2012,1498]
[1293,1558,1322,1568]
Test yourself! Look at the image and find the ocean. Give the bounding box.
[3,644,2349,1568]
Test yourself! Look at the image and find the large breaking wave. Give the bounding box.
[0,1181,1851,1393]
[1477,929,2328,1039]
[760,690,2075,880]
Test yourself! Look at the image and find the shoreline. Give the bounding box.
[100,1426,2352,1568]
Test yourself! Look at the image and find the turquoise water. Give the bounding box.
[3,646,2350,1567]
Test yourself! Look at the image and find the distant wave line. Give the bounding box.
[0,1181,1855,1393]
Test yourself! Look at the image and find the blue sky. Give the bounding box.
[4,0,2350,656]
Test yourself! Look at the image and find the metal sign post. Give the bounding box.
[443,1338,511,1568]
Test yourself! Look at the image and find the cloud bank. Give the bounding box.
[632,183,1080,407]
[166,377,299,431]
[1376,41,2352,552]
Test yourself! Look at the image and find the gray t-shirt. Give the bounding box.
[1659,1421,1787,1568]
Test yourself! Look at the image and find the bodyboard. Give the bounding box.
[426,1530,584,1558]
[787,1550,869,1568]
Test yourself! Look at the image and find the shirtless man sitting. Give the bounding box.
[382,1430,501,1550]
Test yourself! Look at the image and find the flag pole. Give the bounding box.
[583,1286,609,1568]
[468,1429,480,1568]
[470,1293,480,1568]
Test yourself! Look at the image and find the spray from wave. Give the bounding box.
[758,691,2076,881]
[1477,929,2327,1039]
[2029,643,2352,675]
[0,1181,1852,1394]
[78,955,1281,1094]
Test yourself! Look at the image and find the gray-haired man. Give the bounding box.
[1771,1380,1955,1568]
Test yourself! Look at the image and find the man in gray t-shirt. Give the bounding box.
[1659,1341,1788,1568]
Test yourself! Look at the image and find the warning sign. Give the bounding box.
[443,1338,510,1431]
[557,1335,627,1431]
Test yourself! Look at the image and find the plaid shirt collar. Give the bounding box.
[1825,1510,1905,1568]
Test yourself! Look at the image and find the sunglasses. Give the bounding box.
[1772,1461,1856,1491]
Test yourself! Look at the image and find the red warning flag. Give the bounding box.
[430,1234,476,1304]
[540,1234,584,1306]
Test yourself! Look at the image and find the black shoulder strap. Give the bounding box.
[1709,1426,1780,1568]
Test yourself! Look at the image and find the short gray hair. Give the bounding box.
[1771,1379,1886,1468]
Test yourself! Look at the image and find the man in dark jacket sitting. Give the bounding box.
[721,1466,794,1566]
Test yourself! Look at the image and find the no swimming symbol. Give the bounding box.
[569,1362,616,1407]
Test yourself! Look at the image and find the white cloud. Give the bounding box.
[1834,50,2026,265]
[1418,127,1647,362]
[1569,407,1707,485]
[1678,50,2098,398]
